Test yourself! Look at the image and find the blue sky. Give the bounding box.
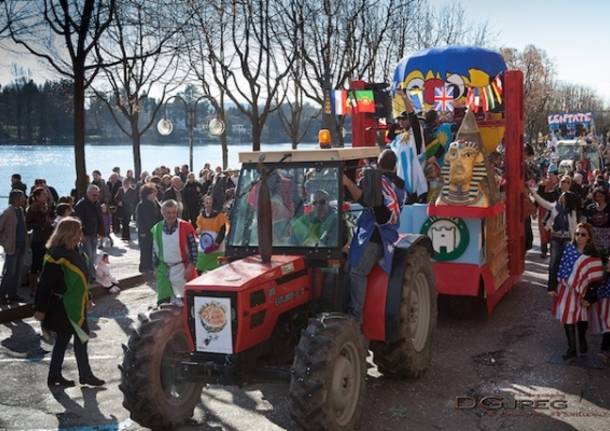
[434,0,610,102]
[1,0,609,103]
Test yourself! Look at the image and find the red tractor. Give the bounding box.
[119,147,436,430]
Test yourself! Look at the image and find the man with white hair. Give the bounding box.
[152,199,198,304]
[74,185,104,277]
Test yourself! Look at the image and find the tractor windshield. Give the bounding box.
[229,165,341,248]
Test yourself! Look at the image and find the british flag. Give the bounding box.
[381,176,400,225]
[552,244,604,324]
[433,85,454,112]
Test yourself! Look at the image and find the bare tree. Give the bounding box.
[94,0,186,177]
[276,64,321,149]
[502,45,555,144]
[199,0,297,151]
[286,0,413,146]
[411,1,495,50]
[184,0,231,168]
[4,0,116,197]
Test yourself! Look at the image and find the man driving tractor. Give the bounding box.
[290,189,338,247]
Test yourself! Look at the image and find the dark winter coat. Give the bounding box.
[74,197,104,237]
[136,199,162,234]
[34,246,90,334]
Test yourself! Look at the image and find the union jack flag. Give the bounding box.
[433,85,454,112]
[553,244,604,324]
[381,176,400,225]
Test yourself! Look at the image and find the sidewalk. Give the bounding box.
[0,229,146,323]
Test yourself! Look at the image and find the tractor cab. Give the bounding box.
[226,146,380,261]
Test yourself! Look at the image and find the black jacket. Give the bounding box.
[34,246,90,334]
[74,197,104,237]
[184,182,204,213]
[136,199,162,235]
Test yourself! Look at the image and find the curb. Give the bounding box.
[0,273,147,324]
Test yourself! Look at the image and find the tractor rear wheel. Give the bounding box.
[119,304,203,430]
[289,313,366,431]
[372,243,436,379]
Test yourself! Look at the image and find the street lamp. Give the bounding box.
[157,95,224,172]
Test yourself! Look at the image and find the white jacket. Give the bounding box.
[95,261,118,288]
[530,190,577,237]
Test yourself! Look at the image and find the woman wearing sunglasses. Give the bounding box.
[552,223,603,361]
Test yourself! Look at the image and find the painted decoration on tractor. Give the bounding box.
[194,297,233,354]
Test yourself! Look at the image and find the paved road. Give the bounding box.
[1,250,609,431]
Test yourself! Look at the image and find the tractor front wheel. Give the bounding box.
[372,243,437,379]
[119,304,203,430]
[289,313,366,431]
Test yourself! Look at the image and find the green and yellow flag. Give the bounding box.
[44,254,90,343]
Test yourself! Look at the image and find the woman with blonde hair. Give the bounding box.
[34,217,105,387]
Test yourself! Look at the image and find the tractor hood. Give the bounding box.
[185,255,306,292]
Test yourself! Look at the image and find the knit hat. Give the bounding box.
[548,163,558,174]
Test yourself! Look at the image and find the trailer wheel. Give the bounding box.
[119,304,203,430]
[290,313,366,431]
[442,280,488,320]
[372,243,436,379]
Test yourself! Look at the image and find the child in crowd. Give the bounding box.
[100,203,114,248]
[95,254,120,294]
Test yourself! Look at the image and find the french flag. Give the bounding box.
[331,90,348,116]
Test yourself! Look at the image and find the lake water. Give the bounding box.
[0,142,319,209]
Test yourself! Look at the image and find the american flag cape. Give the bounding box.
[552,244,604,324]
[590,278,610,334]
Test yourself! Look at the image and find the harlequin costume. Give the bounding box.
[196,210,228,272]
[152,219,198,303]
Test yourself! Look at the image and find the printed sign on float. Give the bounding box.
[547,112,594,136]
[194,296,233,354]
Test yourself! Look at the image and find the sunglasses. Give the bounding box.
[575,232,588,237]
[312,199,327,206]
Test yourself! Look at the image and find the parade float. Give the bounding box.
[348,45,525,313]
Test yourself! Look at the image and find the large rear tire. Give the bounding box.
[119,304,203,430]
[371,243,436,379]
[289,313,366,431]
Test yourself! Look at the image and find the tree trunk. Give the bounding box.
[73,70,88,199]
[131,111,142,178]
[220,133,228,169]
[252,122,262,151]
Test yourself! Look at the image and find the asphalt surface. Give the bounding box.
[0,249,609,431]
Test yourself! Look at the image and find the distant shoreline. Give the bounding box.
[0,140,323,147]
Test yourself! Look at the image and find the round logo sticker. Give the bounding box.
[420,217,469,261]
[198,301,228,333]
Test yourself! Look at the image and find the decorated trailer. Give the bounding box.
[349,45,525,313]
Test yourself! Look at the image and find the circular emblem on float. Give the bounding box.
[199,232,215,250]
[420,217,469,261]
[198,301,228,333]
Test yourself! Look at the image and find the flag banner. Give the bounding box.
[553,244,603,324]
[433,85,454,112]
[355,90,375,113]
[331,90,349,116]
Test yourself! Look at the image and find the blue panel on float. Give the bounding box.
[400,204,484,264]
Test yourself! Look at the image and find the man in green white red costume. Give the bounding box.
[152,200,198,304]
